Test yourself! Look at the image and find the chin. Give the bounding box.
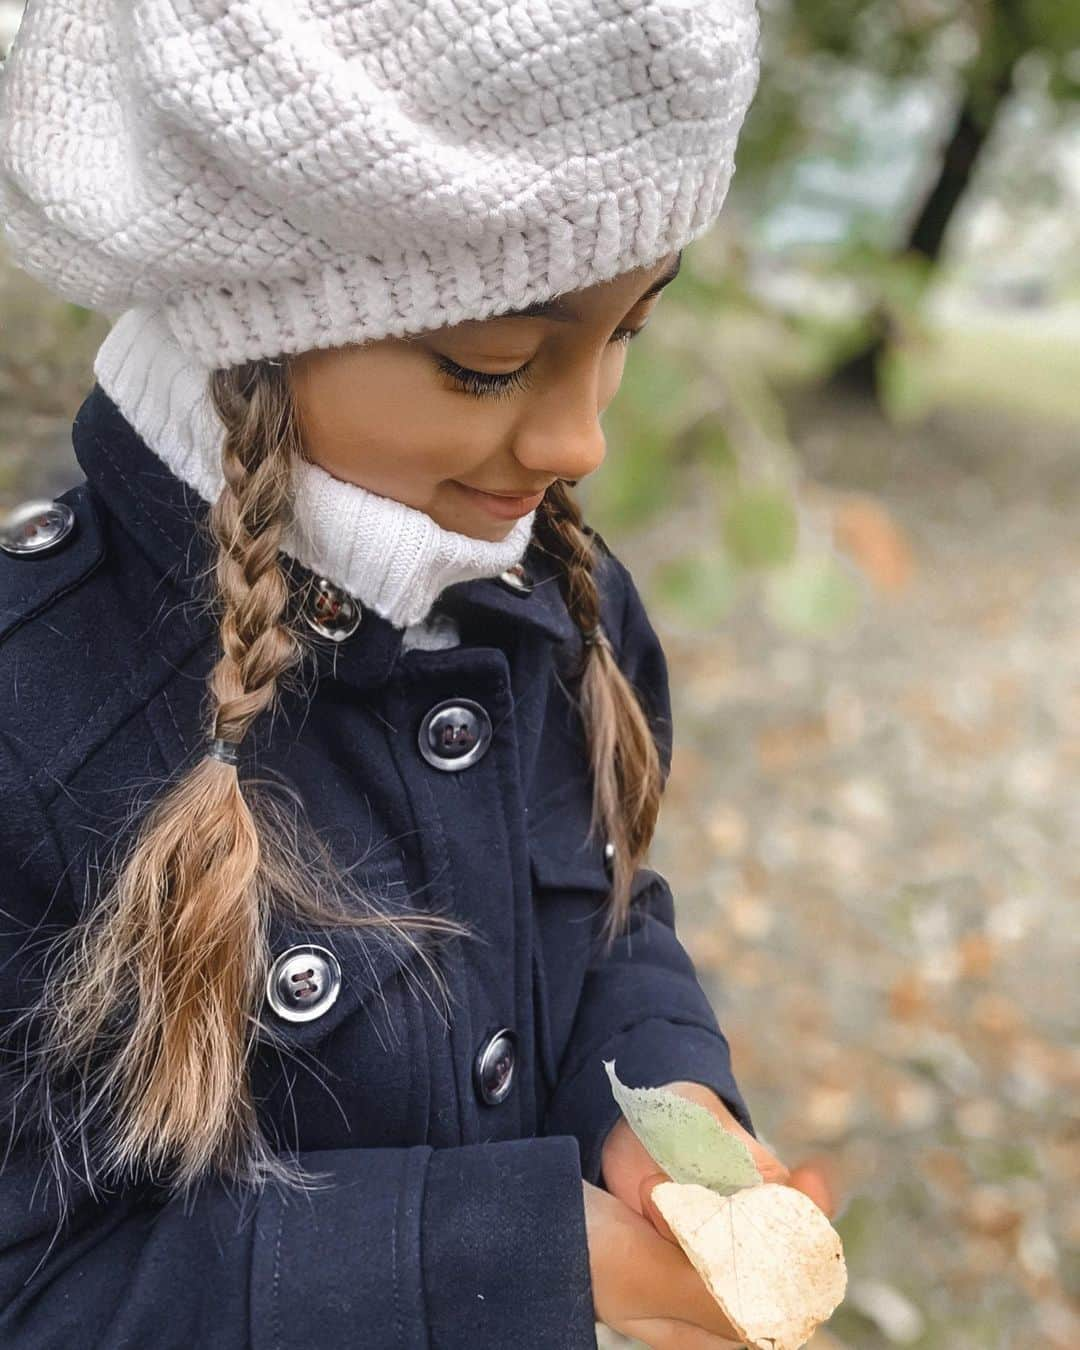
[474,521,517,542]
[436,511,516,542]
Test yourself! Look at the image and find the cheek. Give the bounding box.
[292,354,499,505]
[598,348,629,408]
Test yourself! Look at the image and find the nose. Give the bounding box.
[512,383,607,486]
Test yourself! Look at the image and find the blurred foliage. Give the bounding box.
[590,0,1080,639]
[763,551,864,637]
[741,0,1080,169]
[0,256,108,414]
[723,486,799,570]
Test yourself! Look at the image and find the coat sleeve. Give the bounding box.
[0,740,596,1350]
[540,551,757,1188]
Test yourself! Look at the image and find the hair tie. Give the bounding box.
[206,736,241,766]
[583,624,609,649]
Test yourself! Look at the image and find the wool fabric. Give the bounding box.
[0,1,761,371]
[92,304,535,638]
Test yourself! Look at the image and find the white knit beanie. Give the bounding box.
[0,0,760,372]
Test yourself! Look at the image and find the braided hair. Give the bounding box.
[534,482,664,951]
[8,360,665,1211]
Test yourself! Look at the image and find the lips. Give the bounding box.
[452,480,547,519]
[467,485,546,499]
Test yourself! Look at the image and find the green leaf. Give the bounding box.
[877,339,934,424]
[764,552,863,636]
[597,426,674,527]
[676,412,737,478]
[653,551,738,627]
[603,1059,763,1195]
[63,303,95,332]
[722,486,799,570]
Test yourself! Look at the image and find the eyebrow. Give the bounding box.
[491,250,683,324]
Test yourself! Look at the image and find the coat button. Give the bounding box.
[497,562,533,595]
[473,1027,517,1105]
[304,578,362,642]
[417,698,492,771]
[0,499,77,557]
[603,839,616,876]
[265,944,342,1023]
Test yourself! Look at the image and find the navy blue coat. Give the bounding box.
[0,383,755,1348]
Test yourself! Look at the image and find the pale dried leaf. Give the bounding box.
[652,1180,847,1350]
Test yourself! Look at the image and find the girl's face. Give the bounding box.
[286,251,682,541]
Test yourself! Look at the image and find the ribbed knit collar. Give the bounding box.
[91,306,537,631]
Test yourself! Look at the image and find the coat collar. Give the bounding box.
[71,383,578,695]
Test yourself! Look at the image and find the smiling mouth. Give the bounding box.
[459,483,552,498]
[451,480,549,517]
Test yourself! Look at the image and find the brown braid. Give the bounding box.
[534,481,664,954]
[205,361,308,745]
[5,358,474,1212]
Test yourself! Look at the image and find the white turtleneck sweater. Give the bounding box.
[91,307,539,652]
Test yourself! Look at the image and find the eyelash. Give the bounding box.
[434,325,646,401]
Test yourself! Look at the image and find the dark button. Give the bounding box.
[265,943,342,1023]
[304,577,362,642]
[418,698,492,771]
[473,1027,517,1105]
[0,499,77,557]
[496,562,533,595]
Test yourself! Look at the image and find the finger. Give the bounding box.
[625,1212,744,1341]
[668,1244,747,1341]
[742,1136,790,1186]
[788,1161,839,1220]
[752,1153,791,1186]
[621,1316,746,1350]
[640,1172,678,1243]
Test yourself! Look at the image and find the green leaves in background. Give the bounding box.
[676,410,738,479]
[603,1060,762,1195]
[722,485,799,569]
[763,551,864,637]
[654,550,738,627]
[62,303,96,333]
[596,344,690,526]
[877,340,934,424]
[655,539,865,640]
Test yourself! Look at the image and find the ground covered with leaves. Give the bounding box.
[600,392,1079,1350]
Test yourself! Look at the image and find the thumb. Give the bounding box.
[639,1171,679,1244]
[741,1135,791,1188]
[787,1158,841,1220]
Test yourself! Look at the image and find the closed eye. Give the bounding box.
[433,324,648,401]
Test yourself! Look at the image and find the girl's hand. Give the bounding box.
[582,1178,749,1348]
[600,1079,840,1244]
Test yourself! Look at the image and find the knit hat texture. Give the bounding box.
[0,0,760,371]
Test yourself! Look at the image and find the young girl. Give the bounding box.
[0,2,832,1346]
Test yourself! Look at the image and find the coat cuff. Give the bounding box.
[258,1136,596,1350]
[542,1016,756,1188]
[422,1134,596,1348]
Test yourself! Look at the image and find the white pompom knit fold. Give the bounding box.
[92,307,536,633]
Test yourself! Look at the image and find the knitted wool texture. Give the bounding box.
[0,0,761,370]
[92,304,536,636]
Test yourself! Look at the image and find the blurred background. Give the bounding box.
[2,2,1078,1347]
